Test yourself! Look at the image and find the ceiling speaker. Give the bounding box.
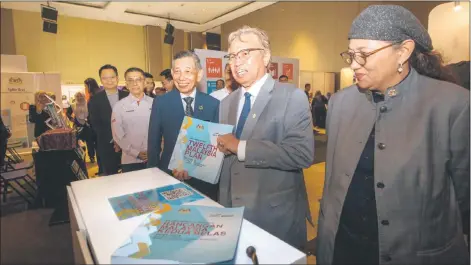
[43,20,57,34]
[41,5,58,22]
[206,33,221,51]
[164,34,174,45]
[165,23,174,35]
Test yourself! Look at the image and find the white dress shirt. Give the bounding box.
[180,89,197,113]
[111,94,153,164]
[236,73,269,161]
[210,87,231,101]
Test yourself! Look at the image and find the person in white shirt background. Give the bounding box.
[210,63,239,101]
[111,67,153,173]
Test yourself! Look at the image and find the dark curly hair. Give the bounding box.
[408,47,456,83]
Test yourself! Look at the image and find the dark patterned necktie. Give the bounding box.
[183,97,194,116]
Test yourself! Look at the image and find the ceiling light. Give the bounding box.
[454,1,462,12]
[202,8,206,12]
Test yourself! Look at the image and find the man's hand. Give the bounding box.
[138,151,147,161]
[113,142,121,152]
[172,169,191,181]
[7,131,12,139]
[217,134,240,155]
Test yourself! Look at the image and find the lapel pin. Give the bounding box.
[198,105,203,111]
[252,113,256,118]
[387,88,398,97]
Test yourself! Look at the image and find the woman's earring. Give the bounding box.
[397,63,404,73]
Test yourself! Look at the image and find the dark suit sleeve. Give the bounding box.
[449,100,470,214]
[147,96,163,168]
[245,89,315,170]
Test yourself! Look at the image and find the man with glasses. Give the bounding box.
[88,64,129,176]
[216,26,315,250]
[111,67,153,173]
[147,50,220,200]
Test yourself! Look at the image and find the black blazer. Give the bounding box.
[88,89,128,147]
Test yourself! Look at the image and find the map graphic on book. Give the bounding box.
[108,183,205,221]
[111,205,244,264]
[168,116,233,184]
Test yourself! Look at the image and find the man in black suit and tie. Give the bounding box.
[147,50,220,200]
[88,64,129,175]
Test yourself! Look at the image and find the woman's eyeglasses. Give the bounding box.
[340,42,400,66]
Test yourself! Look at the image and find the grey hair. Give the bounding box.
[172,50,202,70]
[228,26,271,65]
[228,25,271,52]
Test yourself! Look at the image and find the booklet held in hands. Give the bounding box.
[168,116,233,184]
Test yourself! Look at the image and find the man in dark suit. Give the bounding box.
[148,50,220,200]
[88,64,129,175]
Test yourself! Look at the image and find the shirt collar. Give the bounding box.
[180,88,197,100]
[129,93,145,102]
[241,73,269,98]
[105,89,118,95]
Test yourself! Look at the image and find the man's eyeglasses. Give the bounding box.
[340,42,400,66]
[224,48,264,64]
[125,78,144,84]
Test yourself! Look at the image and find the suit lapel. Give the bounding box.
[194,90,205,119]
[98,90,112,118]
[170,89,185,118]
[228,89,242,127]
[240,76,275,140]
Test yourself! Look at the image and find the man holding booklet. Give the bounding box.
[216,26,315,250]
[147,50,220,201]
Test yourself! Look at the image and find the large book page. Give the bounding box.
[111,205,244,264]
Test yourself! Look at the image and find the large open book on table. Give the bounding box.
[111,205,244,264]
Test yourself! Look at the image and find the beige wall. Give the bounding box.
[429,2,470,64]
[3,8,193,84]
[9,9,146,83]
[221,1,443,73]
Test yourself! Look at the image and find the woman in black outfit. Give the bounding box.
[84,78,103,174]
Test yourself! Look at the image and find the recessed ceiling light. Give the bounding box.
[202,8,206,12]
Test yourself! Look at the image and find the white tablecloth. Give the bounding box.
[70,168,306,264]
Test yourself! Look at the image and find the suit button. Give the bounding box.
[381,220,389,226]
[380,106,387,113]
[381,255,392,262]
[377,143,386,150]
[376,182,385,189]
